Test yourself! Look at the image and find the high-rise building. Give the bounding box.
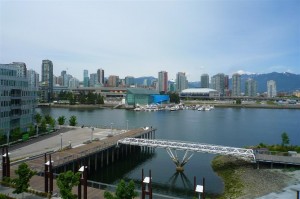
[125,76,135,87]
[143,79,149,87]
[61,70,66,76]
[232,73,241,96]
[158,71,168,93]
[83,70,89,87]
[176,72,187,92]
[108,75,119,87]
[63,74,72,87]
[41,60,53,102]
[211,73,225,96]
[89,73,97,87]
[201,74,209,88]
[97,68,105,86]
[224,75,229,90]
[12,62,27,77]
[0,64,37,143]
[267,80,277,97]
[245,78,257,97]
[69,77,80,88]
[27,69,39,89]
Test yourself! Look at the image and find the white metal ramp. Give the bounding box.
[117,138,255,171]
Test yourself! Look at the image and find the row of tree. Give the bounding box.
[5,163,137,199]
[57,91,104,105]
[0,114,78,146]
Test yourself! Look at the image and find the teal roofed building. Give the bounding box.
[126,88,169,106]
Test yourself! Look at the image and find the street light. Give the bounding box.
[60,133,63,150]
[111,123,113,135]
[108,123,113,137]
[91,127,94,141]
[36,123,39,137]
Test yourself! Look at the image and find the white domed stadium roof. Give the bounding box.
[181,88,217,93]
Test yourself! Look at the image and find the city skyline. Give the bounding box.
[1,0,299,81]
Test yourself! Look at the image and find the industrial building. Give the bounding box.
[126,88,170,106]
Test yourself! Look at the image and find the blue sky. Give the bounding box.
[1,0,299,81]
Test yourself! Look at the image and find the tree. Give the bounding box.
[104,179,138,199]
[40,118,47,132]
[34,113,42,124]
[69,115,77,126]
[49,117,56,130]
[96,94,104,104]
[57,170,81,199]
[236,99,242,105]
[11,127,21,141]
[168,92,180,104]
[281,132,289,146]
[12,163,36,197]
[58,116,66,125]
[44,114,53,124]
[28,124,35,136]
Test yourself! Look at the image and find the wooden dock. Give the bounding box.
[9,127,156,199]
[256,153,300,166]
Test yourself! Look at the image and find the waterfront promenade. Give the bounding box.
[3,126,155,199]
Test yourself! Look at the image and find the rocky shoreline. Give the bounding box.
[212,155,300,199]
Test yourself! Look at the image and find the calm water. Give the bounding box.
[37,107,300,197]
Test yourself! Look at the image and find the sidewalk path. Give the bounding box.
[0,184,45,199]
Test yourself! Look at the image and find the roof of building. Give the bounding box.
[181,88,218,93]
[127,88,160,95]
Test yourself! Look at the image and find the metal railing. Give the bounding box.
[118,138,256,161]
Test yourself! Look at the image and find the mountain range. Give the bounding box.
[135,72,300,93]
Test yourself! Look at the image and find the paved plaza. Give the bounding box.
[8,126,125,161]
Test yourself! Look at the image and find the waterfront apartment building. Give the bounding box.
[232,73,241,96]
[89,73,97,87]
[0,64,37,143]
[41,60,53,102]
[245,78,257,97]
[97,68,105,86]
[211,73,225,96]
[108,75,119,87]
[83,70,89,87]
[125,76,135,87]
[267,80,277,98]
[158,71,168,93]
[69,77,80,88]
[27,69,39,89]
[201,74,209,88]
[176,72,188,92]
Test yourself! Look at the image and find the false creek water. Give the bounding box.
[37,107,300,198]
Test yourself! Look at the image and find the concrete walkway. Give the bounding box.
[256,184,300,199]
[8,126,124,161]
[0,184,45,199]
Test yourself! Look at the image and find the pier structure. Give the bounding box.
[117,138,256,171]
[6,127,156,198]
[19,127,156,174]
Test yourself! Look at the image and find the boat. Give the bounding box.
[170,106,178,111]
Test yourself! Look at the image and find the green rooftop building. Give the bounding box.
[126,88,170,106]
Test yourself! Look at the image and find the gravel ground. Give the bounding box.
[212,155,300,199]
[237,166,298,199]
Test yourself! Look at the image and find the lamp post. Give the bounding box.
[60,133,63,150]
[36,123,39,137]
[91,127,94,141]
[111,123,113,135]
[78,166,88,199]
